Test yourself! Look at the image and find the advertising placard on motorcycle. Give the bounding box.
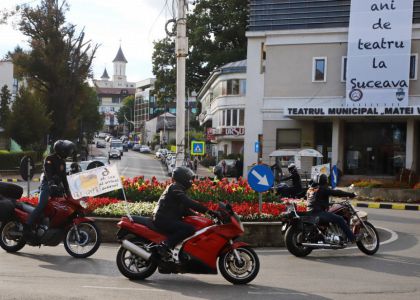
[311,163,331,181]
[67,164,123,199]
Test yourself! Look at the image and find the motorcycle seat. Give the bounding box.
[299,215,319,225]
[0,182,23,200]
[131,216,163,233]
[15,202,36,214]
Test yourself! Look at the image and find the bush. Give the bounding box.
[0,151,41,170]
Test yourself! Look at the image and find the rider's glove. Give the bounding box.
[207,210,220,219]
[49,184,61,195]
[349,193,356,198]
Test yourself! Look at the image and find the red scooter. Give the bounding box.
[0,182,101,258]
[116,202,260,284]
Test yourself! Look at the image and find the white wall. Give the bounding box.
[243,37,265,177]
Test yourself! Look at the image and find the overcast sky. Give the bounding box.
[0,0,177,82]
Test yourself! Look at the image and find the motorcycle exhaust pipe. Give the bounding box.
[121,240,152,261]
[301,243,344,249]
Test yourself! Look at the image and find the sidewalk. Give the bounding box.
[352,200,420,211]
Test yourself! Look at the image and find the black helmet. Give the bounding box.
[172,166,195,189]
[318,174,328,186]
[53,140,76,159]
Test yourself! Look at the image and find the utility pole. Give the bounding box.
[175,0,187,167]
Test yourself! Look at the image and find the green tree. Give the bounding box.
[116,95,135,132]
[6,87,52,151]
[0,85,12,128]
[10,0,98,140]
[77,85,104,138]
[151,0,247,99]
[152,37,176,105]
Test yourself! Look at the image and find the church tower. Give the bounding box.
[112,46,128,84]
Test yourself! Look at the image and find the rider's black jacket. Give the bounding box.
[307,186,354,213]
[280,171,302,190]
[43,153,70,195]
[153,183,208,220]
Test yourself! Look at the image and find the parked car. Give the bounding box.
[132,143,141,151]
[213,159,237,178]
[155,148,167,159]
[139,145,151,153]
[97,132,107,139]
[65,156,110,174]
[96,140,106,148]
[109,148,122,159]
[167,157,176,175]
[122,142,129,152]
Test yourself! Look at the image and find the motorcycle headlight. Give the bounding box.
[79,200,88,209]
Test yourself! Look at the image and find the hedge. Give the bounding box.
[0,151,41,170]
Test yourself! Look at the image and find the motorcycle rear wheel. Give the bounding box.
[218,246,260,285]
[285,225,313,257]
[116,240,157,280]
[0,221,26,253]
[64,222,101,258]
[356,221,379,255]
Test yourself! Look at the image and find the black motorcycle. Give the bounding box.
[280,199,380,257]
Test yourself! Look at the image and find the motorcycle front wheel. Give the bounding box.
[218,246,260,285]
[116,239,157,280]
[285,225,313,257]
[0,221,26,252]
[356,221,379,255]
[64,222,101,258]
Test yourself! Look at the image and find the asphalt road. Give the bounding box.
[0,208,419,300]
[107,148,169,182]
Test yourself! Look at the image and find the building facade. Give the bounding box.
[198,60,246,158]
[93,46,135,133]
[0,60,20,101]
[244,0,420,177]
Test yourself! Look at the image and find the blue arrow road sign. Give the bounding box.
[247,165,274,193]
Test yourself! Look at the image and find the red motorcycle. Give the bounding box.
[0,182,101,258]
[115,202,260,284]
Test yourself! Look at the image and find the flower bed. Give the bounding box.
[19,177,307,222]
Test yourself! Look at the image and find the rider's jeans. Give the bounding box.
[27,180,50,226]
[313,211,355,242]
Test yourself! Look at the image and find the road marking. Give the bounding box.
[248,291,308,296]
[82,286,165,292]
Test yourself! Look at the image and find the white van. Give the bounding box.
[110,139,124,156]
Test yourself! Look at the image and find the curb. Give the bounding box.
[352,201,420,211]
[0,178,40,183]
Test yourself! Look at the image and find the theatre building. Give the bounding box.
[244,0,420,177]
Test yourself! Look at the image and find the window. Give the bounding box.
[222,110,226,126]
[341,56,347,82]
[239,109,244,126]
[112,97,120,104]
[260,42,266,74]
[232,109,238,126]
[226,109,231,126]
[226,79,240,95]
[410,54,418,80]
[276,129,301,149]
[312,57,327,82]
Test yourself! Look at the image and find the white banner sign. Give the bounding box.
[67,165,123,199]
[311,163,331,180]
[346,0,414,106]
[285,106,420,116]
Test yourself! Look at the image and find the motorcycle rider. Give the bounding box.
[153,166,218,257]
[277,163,302,197]
[307,174,360,243]
[24,140,76,240]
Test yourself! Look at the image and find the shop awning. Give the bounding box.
[269,148,323,158]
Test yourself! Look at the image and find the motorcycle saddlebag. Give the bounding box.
[0,182,23,200]
[0,198,16,222]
